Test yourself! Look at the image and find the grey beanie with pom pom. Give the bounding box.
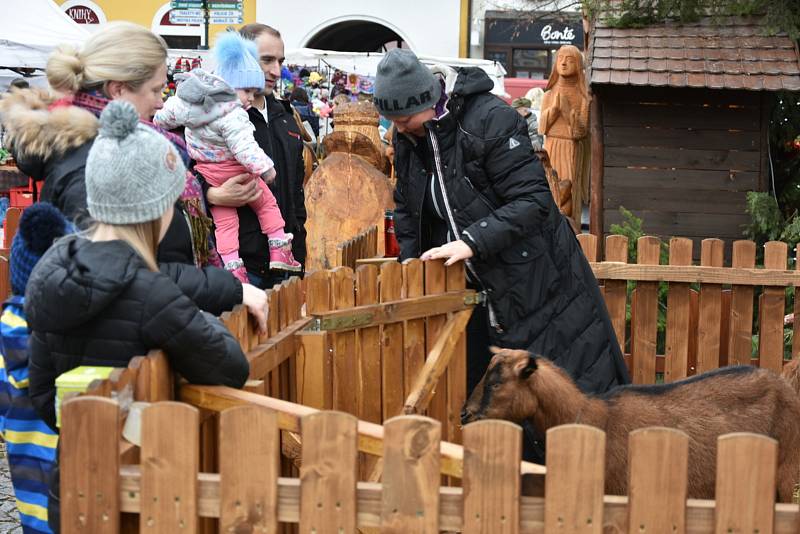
[86,100,186,224]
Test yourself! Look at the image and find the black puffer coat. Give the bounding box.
[393,68,629,394]
[25,237,249,430]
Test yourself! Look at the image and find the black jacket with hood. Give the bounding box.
[24,236,249,430]
[392,67,629,395]
[0,90,242,316]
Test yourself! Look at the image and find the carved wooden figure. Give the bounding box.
[538,45,590,223]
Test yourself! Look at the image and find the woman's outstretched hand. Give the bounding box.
[421,240,474,266]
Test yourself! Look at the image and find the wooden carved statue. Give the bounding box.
[538,45,590,222]
[305,101,394,270]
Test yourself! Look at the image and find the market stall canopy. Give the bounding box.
[0,0,89,70]
[284,47,509,97]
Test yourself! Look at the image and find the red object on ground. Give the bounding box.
[384,210,400,258]
[9,178,43,209]
[501,78,548,104]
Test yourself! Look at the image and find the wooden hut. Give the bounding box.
[587,16,800,254]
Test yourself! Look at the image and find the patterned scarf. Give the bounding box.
[72,90,220,268]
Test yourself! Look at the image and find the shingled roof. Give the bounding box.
[589,16,800,90]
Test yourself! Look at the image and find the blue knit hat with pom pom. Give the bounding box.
[214,32,264,90]
[86,100,186,225]
[10,203,73,296]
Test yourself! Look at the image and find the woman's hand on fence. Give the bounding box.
[206,173,261,207]
[786,313,795,326]
[242,283,268,334]
[421,240,474,266]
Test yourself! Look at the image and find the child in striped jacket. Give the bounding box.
[0,203,71,533]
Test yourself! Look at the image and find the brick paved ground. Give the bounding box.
[0,443,22,533]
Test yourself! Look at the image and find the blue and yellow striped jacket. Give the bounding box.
[0,296,57,534]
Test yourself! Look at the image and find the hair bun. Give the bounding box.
[98,100,139,139]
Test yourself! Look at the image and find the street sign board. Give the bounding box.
[170,1,203,8]
[209,16,243,24]
[170,8,203,17]
[169,14,205,24]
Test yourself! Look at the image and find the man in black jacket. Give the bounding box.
[376,49,629,407]
[206,24,307,289]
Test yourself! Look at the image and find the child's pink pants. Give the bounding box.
[195,160,287,262]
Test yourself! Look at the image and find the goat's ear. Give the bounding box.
[513,355,538,380]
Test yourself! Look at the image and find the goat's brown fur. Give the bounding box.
[462,347,800,501]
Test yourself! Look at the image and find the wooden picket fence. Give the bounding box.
[62,397,800,533]
[577,234,799,383]
[335,226,379,270]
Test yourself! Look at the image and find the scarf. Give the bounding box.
[71,90,220,268]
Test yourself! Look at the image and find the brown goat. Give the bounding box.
[461,347,800,501]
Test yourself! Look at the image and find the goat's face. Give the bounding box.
[461,347,539,425]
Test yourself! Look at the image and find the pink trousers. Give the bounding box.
[195,160,287,261]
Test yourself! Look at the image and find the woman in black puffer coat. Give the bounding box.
[375,50,629,404]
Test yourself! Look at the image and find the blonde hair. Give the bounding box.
[47,22,167,94]
[91,220,162,272]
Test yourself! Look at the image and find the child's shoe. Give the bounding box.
[224,258,250,283]
[268,234,302,272]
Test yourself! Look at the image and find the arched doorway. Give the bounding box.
[305,20,406,52]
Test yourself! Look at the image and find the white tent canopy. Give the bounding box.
[284,48,509,97]
[0,0,89,70]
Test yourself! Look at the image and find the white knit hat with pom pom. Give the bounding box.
[86,100,186,224]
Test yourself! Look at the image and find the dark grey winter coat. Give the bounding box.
[392,68,629,394]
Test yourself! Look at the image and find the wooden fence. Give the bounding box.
[336,226,379,271]
[62,397,800,533]
[577,234,799,383]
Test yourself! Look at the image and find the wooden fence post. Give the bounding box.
[628,427,689,533]
[604,235,629,353]
[696,239,724,374]
[760,241,788,372]
[381,416,441,533]
[356,264,382,424]
[665,238,693,381]
[445,261,468,445]
[61,397,120,534]
[631,236,660,384]
[715,433,777,534]
[331,267,357,415]
[381,261,404,420]
[299,411,358,534]
[140,402,199,533]
[402,259,426,400]
[219,405,279,534]
[462,420,521,534]
[424,260,449,443]
[728,241,757,366]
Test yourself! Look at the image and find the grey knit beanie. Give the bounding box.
[374,49,441,117]
[86,101,186,224]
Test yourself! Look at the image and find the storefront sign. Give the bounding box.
[485,17,583,48]
[65,5,100,24]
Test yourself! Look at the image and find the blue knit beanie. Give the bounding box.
[10,203,72,296]
[214,32,265,90]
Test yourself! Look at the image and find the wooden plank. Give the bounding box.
[631,236,660,384]
[577,233,598,262]
[603,101,760,130]
[665,238,693,382]
[141,402,199,533]
[604,125,760,151]
[604,187,749,215]
[425,259,449,445]
[588,262,800,287]
[715,433,777,534]
[312,290,477,331]
[219,406,278,534]
[628,428,689,534]
[544,425,605,534]
[403,259,426,400]
[405,310,473,415]
[696,239,724,374]
[61,397,120,534]
[381,416,441,533]
[590,94,604,241]
[446,262,468,446]
[3,208,21,249]
[462,420,521,534]
[198,412,218,534]
[600,85,762,108]
[719,289,731,368]
[604,210,752,242]
[118,467,800,530]
[760,242,788,373]
[299,411,358,534]
[381,261,405,420]
[247,317,311,380]
[330,267,357,415]
[356,265,382,424]
[135,350,174,402]
[296,331,332,410]
[604,167,759,192]
[603,235,629,349]
[305,270,332,314]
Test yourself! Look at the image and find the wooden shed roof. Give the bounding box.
[589,16,800,91]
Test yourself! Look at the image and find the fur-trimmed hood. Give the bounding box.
[0,89,98,165]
